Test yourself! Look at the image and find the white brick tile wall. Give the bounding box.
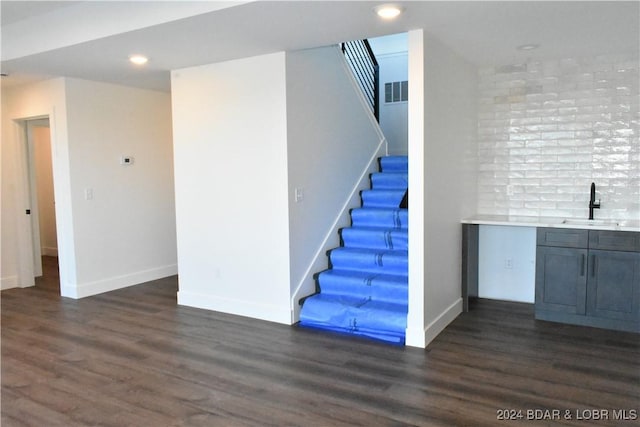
[477,53,640,221]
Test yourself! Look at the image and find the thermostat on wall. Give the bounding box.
[120,156,134,165]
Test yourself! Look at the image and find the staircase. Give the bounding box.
[299,156,408,344]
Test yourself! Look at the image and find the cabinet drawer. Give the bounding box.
[537,228,588,248]
[589,231,640,252]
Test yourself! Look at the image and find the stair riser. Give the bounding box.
[379,156,408,172]
[350,209,408,229]
[370,173,408,190]
[341,229,408,250]
[318,272,407,304]
[361,190,406,208]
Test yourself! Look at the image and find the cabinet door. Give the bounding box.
[587,250,640,322]
[536,246,588,314]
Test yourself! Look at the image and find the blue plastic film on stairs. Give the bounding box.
[380,156,408,171]
[299,156,408,344]
[351,208,407,229]
[317,270,408,305]
[341,227,408,250]
[371,172,408,189]
[361,189,406,208]
[299,294,407,344]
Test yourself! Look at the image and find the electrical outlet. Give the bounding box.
[505,258,513,269]
[84,188,93,200]
[294,188,304,203]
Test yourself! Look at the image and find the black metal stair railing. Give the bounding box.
[341,39,380,122]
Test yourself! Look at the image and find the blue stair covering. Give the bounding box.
[299,156,408,344]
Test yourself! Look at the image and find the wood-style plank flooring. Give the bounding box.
[2,257,639,426]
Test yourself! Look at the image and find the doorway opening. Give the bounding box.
[25,118,60,291]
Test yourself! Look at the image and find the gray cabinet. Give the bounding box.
[535,228,640,333]
[586,249,640,323]
[536,246,587,315]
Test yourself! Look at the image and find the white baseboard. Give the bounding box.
[60,264,178,299]
[1,276,19,290]
[178,290,292,325]
[406,298,463,349]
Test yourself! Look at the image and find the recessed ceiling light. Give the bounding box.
[517,44,540,51]
[374,4,404,19]
[129,54,149,65]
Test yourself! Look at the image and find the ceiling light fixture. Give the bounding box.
[516,44,540,51]
[128,54,149,65]
[374,4,404,19]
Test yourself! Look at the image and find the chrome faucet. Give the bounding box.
[589,182,600,220]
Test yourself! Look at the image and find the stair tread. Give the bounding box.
[320,268,407,280]
[330,247,408,257]
[302,293,407,311]
[352,207,408,212]
[319,269,408,289]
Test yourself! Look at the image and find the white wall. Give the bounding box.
[63,78,177,297]
[1,79,72,290]
[477,53,639,221]
[407,31,478,348]
[32,125,58,256]
[1,86,18,289]
[378,53,409,155]
[1,78,177,296]
[286,46,386,320]
[478,225,536,303]
[171,53,292,324]
[172,47,386,324]
[406,30,426,347]
[370,34,409,155]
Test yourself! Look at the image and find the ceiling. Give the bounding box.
[0,0,82,26]
[2,1,638,92]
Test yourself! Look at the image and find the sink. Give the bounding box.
[562,219,619,227]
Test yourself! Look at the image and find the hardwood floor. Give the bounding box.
[2,257,638,426]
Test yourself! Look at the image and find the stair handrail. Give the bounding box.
[341,39,380,122]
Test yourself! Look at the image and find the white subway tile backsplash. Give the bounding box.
[477,53,640,220]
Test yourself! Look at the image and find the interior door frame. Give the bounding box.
[14,115,52,287]
[25,118,52,277]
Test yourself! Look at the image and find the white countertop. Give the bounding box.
[462,214,640,232]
